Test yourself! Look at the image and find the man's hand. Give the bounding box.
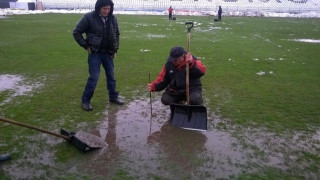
[147,83,153,92]
[185,53,193,64]
[86,47,91,54]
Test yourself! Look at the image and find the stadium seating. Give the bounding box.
[37,0,319,13]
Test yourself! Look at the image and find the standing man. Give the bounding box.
[168,6,173,20]
[218,6,222,22]
[147,46,206,105]
[73,0,123,111]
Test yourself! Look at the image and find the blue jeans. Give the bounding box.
[82,53,118,104]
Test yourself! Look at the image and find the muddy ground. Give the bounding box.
[1,93,320,179]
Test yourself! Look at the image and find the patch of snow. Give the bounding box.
[256,71,265,76]
[1,9,319,18]
[140,49,151,53]
[147,34,165,38]
[290,39,320,43]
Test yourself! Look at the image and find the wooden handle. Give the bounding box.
[185,22,193,105]
[186,32,191,105]
[186,61,190,105]
[0,117,71,140]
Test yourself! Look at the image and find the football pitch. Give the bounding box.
[0,14,319,179]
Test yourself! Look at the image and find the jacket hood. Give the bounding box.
[95,0,114,16]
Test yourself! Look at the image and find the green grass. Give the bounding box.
[0,14,320,178]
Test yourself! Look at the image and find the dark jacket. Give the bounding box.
[151,56,206,94]
[218,6,222,16]
[73,0,120,54]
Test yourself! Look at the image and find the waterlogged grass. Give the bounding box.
[1,14,319,130]
[0,14,320,178]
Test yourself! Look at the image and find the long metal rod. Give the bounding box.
[149,73,153,135]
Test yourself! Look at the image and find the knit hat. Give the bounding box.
[167,46,186,63]
[95,0,114,15]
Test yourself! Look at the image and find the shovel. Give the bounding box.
[169,22,208,131]
[0,117,106,152]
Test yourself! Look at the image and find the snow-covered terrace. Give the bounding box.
[37,0,319,13]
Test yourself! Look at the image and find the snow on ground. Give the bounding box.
[0,8,320,18]
[290,39,320,43]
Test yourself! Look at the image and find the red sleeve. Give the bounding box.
[151,66,166,91]
[195,60,206,73]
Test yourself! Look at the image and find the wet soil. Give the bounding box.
[1,94,320,179]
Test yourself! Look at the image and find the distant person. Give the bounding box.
[73,0,123,111]
[147,46,206,105]
[0,153,11,162]
[218,6,222,22]
[168,6,173,20]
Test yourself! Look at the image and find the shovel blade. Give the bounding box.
[169,104,207,131]
[60,129,107,152]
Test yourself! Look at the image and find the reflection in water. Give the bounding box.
[147,123,207,172]
[74,96,248,179]
[81,106,121,177]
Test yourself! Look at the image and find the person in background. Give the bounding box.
[147,46,206,105]
[168,6,173,20]
[218,6,222,21]
[73,0,123,111]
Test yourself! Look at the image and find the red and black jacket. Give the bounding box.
[150,55,206,95]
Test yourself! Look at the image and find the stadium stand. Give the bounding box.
[30,0,320,14]
[0,0,17,8]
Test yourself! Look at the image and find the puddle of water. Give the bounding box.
[3,134,59,179]
[79,95,320,178]
[0,74,24,92]
[0,74,42,105]
[2,94,319,179]
[75,95,246,179]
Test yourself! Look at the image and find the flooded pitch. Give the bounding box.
[1,94,320,179]
[76,96,245,179]
[70,95,320,179]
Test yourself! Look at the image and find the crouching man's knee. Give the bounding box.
[189,93,203,105]
[161,93,173,105]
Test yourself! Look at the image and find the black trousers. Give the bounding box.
[161,90,203,105]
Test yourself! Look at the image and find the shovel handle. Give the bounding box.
[185,22,194,33]
[186,61,190,105]
[185,22,193,105]
[185,22,193,53]
[0,117,71,141]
